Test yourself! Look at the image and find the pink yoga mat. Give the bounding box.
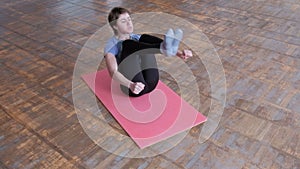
[82,69,207,149]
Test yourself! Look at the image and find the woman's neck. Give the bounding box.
[116,33,130,40]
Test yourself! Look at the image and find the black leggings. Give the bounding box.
[118,34,163,97]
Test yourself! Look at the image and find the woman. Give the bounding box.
[104,7,190,97]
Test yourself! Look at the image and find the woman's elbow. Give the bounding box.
[107,62,118,78]
[108,68,117,77]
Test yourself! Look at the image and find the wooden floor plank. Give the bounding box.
[0,110,80,169]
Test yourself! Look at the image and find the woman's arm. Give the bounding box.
[105,53,132,87]
[105,53,145,94]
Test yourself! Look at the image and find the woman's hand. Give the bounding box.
[129,82,145,94]
[176,49,193,60]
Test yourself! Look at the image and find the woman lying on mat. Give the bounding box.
[104,7,192,97]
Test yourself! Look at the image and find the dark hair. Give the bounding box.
[108,7,131,34]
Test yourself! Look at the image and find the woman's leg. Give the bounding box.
[119,39,160,97]
[140,53,159,93]
[140,30,183,57]
[139,34,163,44]
[138,34,161,92]
[119,39,160,58]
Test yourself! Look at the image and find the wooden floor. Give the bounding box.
[1,0,300,168]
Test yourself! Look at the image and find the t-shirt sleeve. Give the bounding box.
[104,39,118,56]
[131,34,141,41]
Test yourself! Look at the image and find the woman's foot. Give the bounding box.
[172,29,183,55]
[160,29,174,57]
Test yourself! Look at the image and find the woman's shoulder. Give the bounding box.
[106,36,119,45]
[104,36,119,56]
[130,33,141,41]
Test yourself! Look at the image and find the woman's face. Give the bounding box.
[114,12,133,35]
